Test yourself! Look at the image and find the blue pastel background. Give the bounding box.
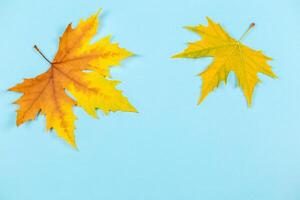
[0,0,300,199]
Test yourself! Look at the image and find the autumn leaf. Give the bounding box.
[172,17,277,106]
[9,10,137,148]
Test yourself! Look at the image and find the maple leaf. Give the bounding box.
[9,11,137,148]
[172,17,277,106]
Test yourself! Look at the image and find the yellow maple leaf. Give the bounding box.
[172,17,277,106]
[9,10,137,148]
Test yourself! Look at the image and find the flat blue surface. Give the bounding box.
[0,0,300,199]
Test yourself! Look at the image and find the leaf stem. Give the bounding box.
[33,45,52,64]
[239,22,255,42]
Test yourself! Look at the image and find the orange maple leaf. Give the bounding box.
[9,11,137,148]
